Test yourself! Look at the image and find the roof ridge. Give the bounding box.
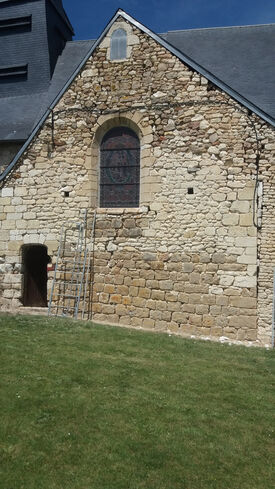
[162,23,275,35]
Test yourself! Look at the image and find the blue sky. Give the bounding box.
[63,0,275,40]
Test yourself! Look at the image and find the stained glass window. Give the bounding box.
[100,127,140,208]
[110,28,127,60]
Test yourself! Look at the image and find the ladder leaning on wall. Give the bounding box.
[48,209,96,320]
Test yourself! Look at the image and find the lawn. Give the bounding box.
[0,314,274,489]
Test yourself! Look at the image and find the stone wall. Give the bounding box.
[0,17,275,346]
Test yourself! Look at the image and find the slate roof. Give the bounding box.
[0,39,95,141]
[160,23,275,122]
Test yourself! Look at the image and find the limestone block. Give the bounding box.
[189,272,200,284]
[14,187,28,197]
[129,286,138,297]
[228,316,257,329]
[167,301,181,312]
[247,265,257,277]
[222,214,239,226]
[116,304,127,315]
[212,193,225,202]
[7,213,22,220]
[130,317,143,328]
[146,299,156,310]
[142,318,155,329]
[212,253,226,264]
[234,276,257,288]
[151,290,165,300]
[196,304,209,315]
[0,197,11,205]
[219,275,234,286]
[159,280,173,291]
[172,312,188,323]
[189,314,202,326]
[154,320,168,331]
[104,284,115,294]
[117,285,129,295]
[210,326,223,337]
[142,252,157,261]
[165,292,178,302]
[239,213,253,226]
[120,295,131,305]
[238,187,255,200]
[1,187,13,197]
[235,237,256,248]
[8,241,23,252]
[205,227,216,236]
[132,279,146,287]
[2,220,15,229]
[231,201,250,213]
[229,297,256,309]
[110,294,122,304]
[200,252,210,263]
[209,286,223,295]
[154,300,167,311]
[139,288,151,299]
[183,263,193,273]
[237,255,256,265]
[216,296,228,306]
[101,305,115,314]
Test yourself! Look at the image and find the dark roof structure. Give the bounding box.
[0,6,275,180]
[0,0,74,141]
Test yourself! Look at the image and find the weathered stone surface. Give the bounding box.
[0,17,273,347]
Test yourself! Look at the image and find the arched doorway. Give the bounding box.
[22,244,49,307]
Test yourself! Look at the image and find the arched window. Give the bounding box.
[110,28,127,60]
[100,127,140,208]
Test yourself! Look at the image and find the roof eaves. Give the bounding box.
[1,9,274,183]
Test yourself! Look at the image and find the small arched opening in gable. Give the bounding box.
[110,28,127,60]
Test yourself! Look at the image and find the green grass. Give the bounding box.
[0,314,274,489]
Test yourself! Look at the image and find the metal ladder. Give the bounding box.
[48,209,96,319]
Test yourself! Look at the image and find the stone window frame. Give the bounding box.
[100,126,140,208]
[110,28,127,60]
[101,20,139,62]
[89,112,157,211]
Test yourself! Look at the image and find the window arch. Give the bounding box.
[110,28,127,60]
[100,126,140,208]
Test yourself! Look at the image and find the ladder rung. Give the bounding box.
[55,280,82,284]
[55,294,78,298]
[56,272,85,276]
[51,306,76,312]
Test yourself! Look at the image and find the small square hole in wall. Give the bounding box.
[188,187,194,195]
[64,191,70,198]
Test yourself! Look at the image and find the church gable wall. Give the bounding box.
[0,18,275,346]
